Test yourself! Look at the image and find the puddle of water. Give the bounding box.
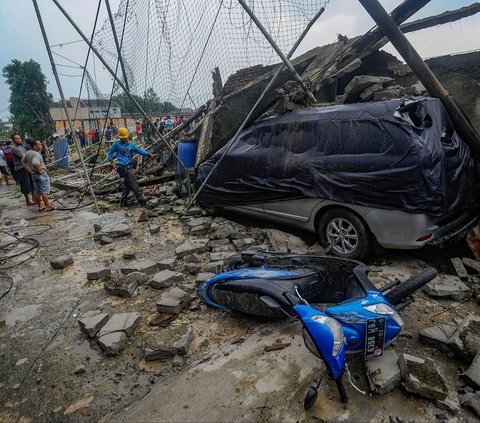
[4,304,42,327]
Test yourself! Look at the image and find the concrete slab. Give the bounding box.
[78,313,109,338]
[97,312,141,338]
[150,270,183,290]
[365,349,401,395]
[156,287,190,314]
[423,275,470,301]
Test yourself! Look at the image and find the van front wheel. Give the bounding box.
[318,209,370,260]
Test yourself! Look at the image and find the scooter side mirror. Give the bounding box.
[259,295,282,310]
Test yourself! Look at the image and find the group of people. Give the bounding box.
[75,121,119,148]
[1,134,52,211]
[135,115,184,140]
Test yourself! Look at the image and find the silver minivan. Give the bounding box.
[198,98,478,260]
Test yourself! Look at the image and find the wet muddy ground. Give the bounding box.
[0,183,479,422]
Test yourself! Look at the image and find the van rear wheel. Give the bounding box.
[318,209,370,260]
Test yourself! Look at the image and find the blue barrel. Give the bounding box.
[53,138,69,167]
[177,139,197,169]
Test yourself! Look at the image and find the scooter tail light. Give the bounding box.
[311,315,344,357]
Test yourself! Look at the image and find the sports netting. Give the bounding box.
[94,0,330,111]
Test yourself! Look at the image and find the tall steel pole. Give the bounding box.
[32,0,99,210]
[51,0,186,170]
[237,0,317,104]
[358,0,480,159]
[105,0,130,92]
[190,6,326,207]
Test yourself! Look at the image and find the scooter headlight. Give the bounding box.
[363,303,404,328]
[311,315,344,356]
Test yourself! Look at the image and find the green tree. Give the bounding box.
[2,59,54,139]
[112,88,179,115]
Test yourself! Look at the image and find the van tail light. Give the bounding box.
[416,233,433,242]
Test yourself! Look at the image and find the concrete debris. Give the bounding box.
[73,365,86,375]
[120,259,158,275]
[196,272,215,284]
[121,271,149,286]
[178,281,196,294]
[462,349,480,390]
[145,198,160,209]
[187,217,211,229]
[203,261,223,273]
[97,332,127,356]
[104,276,139,298]
[78,313,109,338]
[208,223,233,240]
[435,396,460,415]
[448,316,480,362]
[460,392,480,417]
[149,312,178,327]
[184,206,203,216]
[157,257,177,271]
[122,251,136,260]
[185,263,201,275]
[50,255,74,269]
[87,267,111,280]
[143,326,193,361]
[96,223,132,239]
[93,223,102,233]
[209,252,237,263]
[462,257,480,274]
[98,235,113,245]
[175,238,209,258]
[211,244,235,253]
[207,239,230,249]
[149,270,183,289]
[149,224,161,235]
[359,82,383,102]
[423,274,470,301]
[451,258,469,281]
[186,253,202,263]
[138,210,149,222]
[231,238,257,250]
[97,312,141,338]
[265,228,311,253]
[156,287,190,314]
[343,75,394,103]
[398,353,448,400]
[365,349,402,395]
[418,323,457,356]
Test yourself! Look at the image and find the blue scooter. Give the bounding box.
[197,249,437,408]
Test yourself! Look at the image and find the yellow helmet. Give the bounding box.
[118,127,129,139]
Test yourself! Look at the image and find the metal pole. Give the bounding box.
[358,0,480,159]
[105,0,130,92]
[237,0,317,104]
[51,0,187,171]
[32,0,99,210]
[189,6,326,207]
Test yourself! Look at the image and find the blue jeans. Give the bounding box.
[32,173,50,195]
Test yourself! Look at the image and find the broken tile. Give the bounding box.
[186,253,202,263]
[462,349,480,390]
[97,332,127,355]
[196,272,215,284]
[203,261,223,273]
[143,325,193,361]
[98,235,113,245]
[150,270,183,290]
[398,353,448,400]
[78,313,109,338]
[104,277,139,297]
[97,312,141,338]
[149,313,178,327]
[149,224,161,235]
[98,223,132,238]
[185,263,201,275]
[365,349,401,395]
[462,257,480,274]
[50,255,74,269]
[209,252,237,263]
[156,287,190,314]
[435,396,460,415]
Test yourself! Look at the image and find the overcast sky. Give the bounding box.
[0,0,479,121]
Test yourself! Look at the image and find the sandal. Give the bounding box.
[44,207,54,212]
[38,207,46,212]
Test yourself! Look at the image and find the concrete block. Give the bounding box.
[196,272,215,284]
[150,270,183,289]
[449,315,480,362]
[203,261,223,273]
[149,224,161,235]
[460,393,480,418]
[78,313,109,338]
[185,263,201,275]
[104,277,139,297]
[435,396,460,414]
[158,257,177,271]
[365,349,401,395]
[120,259,158,275]
[175,239,209,258]
[97,332,127,355]
[451,258,469,281]
[156,287,190,314]
[143,326,193,361]
[97,312,141,338]
[462,349,480,390]
[462,257,480,274]
[50,255,74,269]
[418,323,457,355]
[87,267,111,280]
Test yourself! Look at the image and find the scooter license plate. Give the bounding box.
[365,318,386,360]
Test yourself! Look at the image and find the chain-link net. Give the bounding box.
[94,0,330,111]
